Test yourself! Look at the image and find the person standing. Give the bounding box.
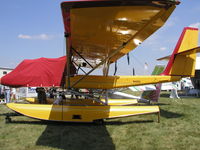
[36,87,47,104]
[0,85,4,103]
[170,82,180,99]
[0,85,2,96]
[11,88,17,100]
[4,86,11,103]
[0,85,3,98]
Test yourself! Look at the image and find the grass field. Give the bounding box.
[0,93,200,150]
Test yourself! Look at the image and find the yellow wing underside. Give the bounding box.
[66,75,181,89]
[69,5,176,63]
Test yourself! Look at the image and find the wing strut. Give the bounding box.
[73,62,87,74]
[70,39,135,88]
[72,47,94,69]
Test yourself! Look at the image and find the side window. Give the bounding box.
[3,71,7,75]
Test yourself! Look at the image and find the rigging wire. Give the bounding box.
[133,67,135,75]
[114,61,117,75]
[127,53,130,65]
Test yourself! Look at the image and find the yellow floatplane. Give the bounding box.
[4,0,200,123]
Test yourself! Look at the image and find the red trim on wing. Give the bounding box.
[61,0,119,7]
[62,8,72,50]
[61,0,180,10]
[61,0,108,3]
[61,9,68,32]
[184,27,198,31]
[66,10,72,50]
[161,27,198,75]
[61,0,181,5]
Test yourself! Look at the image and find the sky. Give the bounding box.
[0,0,200,75]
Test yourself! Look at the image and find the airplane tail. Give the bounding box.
[161,27,199,77]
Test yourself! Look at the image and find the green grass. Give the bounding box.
[1,93,200,150]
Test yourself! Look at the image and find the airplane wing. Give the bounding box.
[61,0,179,65]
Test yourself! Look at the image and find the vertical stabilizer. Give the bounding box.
[162,27,199,77]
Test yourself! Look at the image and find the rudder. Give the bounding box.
[162,27,199,77]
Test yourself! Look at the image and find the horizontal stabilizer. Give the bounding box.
[157,55,171,61]
[176,46,200,55]
[157,46,200,61]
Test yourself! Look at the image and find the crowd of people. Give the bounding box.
[35,87,91,104]
[0,85,65,104]
[36,87,67,105]
[0,85,83,104]
[0,85,17,103]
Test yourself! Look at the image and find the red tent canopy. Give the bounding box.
[0,56,66,87]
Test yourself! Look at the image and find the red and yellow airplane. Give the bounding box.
[6,0,199,123]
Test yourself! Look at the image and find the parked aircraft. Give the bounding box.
[2,0,198,123]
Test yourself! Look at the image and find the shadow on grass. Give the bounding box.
[152,103,169,106]
[160,109,184,119]
[5,118,115,149]
[160,93,170,98]
[6,117,154,150]
[6,120,53,125]
[0,112,21,117]
[7,119,154,126]
[35,119,154,150]
[36,123,115,150]
[4,111,155,150]
[105,120,154,125]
